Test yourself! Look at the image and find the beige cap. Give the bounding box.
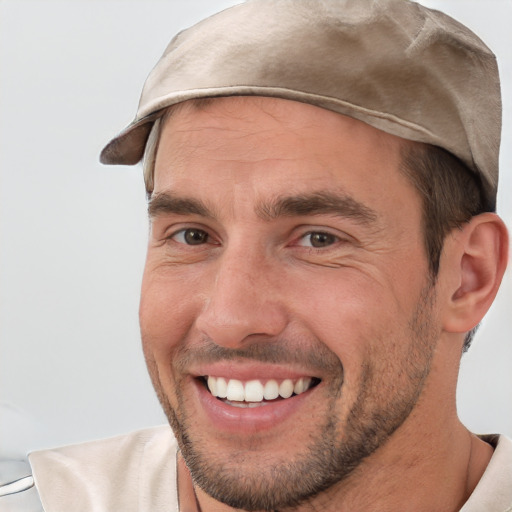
[100,0,501,210]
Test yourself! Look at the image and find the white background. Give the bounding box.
[1,0,511,459]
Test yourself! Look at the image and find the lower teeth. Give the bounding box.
[224,400,271,408]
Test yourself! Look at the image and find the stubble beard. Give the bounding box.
[147,284,438,512]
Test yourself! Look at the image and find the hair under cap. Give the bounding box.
[100,0,501,210]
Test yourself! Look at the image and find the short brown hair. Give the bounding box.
[400,144,487,276]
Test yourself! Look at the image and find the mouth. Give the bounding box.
[200,375,321,408]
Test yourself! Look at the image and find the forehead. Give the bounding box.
[152,97,417,215]
[157,96,403,159]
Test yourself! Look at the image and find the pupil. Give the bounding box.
[185,229,207,245]
[311,232,334,247]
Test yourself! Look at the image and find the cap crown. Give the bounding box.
[101,0,501,209]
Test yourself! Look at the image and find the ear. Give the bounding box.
[441,213,509,334]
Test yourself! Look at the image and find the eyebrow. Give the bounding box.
[148,190,378,225]
[256,191,378,225]
[148,192,214,219]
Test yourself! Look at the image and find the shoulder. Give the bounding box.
[0,459,43,511]
[461,434,512,512]
[28,425,178,512]
[30,424,176,471]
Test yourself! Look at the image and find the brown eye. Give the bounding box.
[173,228,209,245]
[305,232,337,248]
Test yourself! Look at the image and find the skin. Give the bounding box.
[139,96,508,512]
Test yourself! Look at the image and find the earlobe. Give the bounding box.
[443,213,509,334]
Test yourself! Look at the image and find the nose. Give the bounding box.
[195,248,288,348]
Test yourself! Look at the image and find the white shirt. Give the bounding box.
[2,426,510,511]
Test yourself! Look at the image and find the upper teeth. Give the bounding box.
[206,376,313,402]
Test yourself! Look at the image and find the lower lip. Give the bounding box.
[193,379,317,434]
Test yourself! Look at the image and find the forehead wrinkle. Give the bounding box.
[169,127,280,165]
[255,191,379,225]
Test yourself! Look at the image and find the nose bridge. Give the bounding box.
[195,239,287,347]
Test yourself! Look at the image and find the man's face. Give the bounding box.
[140,97,441,510]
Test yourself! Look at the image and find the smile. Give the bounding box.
[191,368,324,433]
[204,376,320,407]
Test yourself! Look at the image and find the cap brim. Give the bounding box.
[100,112,163,165]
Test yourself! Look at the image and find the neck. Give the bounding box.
[291,420,492,512]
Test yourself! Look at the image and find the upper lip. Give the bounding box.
[190,361,321,381]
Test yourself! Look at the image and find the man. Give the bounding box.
[3,0,510,510]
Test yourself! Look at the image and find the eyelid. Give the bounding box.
[162,222,207,237]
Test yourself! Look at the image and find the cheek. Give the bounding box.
[289,268,416,378]
[139,268,200,368]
